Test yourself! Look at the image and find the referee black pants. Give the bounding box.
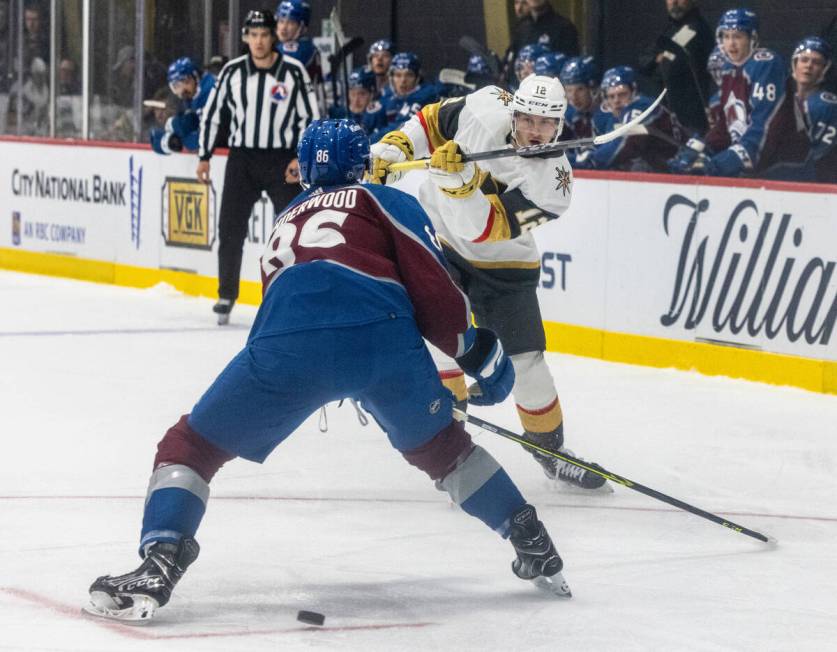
[217,147,299,302]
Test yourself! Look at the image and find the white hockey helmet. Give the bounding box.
[511,74,566,145]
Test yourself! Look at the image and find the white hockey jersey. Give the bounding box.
[396,86,573,268]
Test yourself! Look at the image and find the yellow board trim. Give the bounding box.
[2,247,834,395]
[543,321,836,395]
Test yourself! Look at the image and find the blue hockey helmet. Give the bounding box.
[348,66,376,92]
[390,52,421,76]
[243,9,277,33]
[167,57,199,85]
[275,0,311,26]
[298,119,370,187]
[368,39,396,59]
[601,65,637,92]
[467,54,492,77]
[167,57,199,96]
[793,36,833,67]
[515,43,551,76]
[559,55,599,87]
[534,52,568,78]
[716,9,759,46]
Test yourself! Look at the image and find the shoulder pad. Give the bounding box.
[753,49,775,62]
[820,91,837,105]
[366,101,382,113]
[281,41,299,53]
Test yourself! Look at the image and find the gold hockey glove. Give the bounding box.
[368,131,414,184]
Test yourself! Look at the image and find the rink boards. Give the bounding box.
[0,137,835,393]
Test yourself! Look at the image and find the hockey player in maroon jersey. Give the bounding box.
[82,119,571,624]
[669,8,795,177]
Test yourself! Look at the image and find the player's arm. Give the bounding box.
[369,95,467,183]
[198,66,232,161]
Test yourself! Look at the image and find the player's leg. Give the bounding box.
[85,333,333,621]
[356,318,568,594]
[215,149,263,323]
[470,276,607,490]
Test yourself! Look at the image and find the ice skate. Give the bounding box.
[508,504,571,598]
[213,299,234,325]
[525,427,610,491]
[83,537,199,623]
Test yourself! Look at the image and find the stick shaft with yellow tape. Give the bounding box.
[388,88,667,173]
[454,408,776,546]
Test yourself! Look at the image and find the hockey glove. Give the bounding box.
[429,141,480,197]
[668,137,708,174]
[369,131,414,184]
[704,146,747,177]
[455,327,515,406]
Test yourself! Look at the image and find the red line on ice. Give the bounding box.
[0,586,435,641]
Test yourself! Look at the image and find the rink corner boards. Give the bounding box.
[1,245,834,396]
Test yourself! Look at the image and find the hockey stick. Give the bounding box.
[453,408,777,545]
[439,68,476,90]
[458,35,501,78]
[388,88,667,172]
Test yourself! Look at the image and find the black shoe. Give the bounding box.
[213,299,234,325]
[508,504,571,597]
[525,427,608,490]
[84,537,199,622]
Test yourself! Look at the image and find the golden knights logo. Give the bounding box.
[161,178,217,249]
[554,166,571,196]
[492,88,514,107]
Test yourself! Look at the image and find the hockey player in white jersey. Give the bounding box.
[370,75,607,490]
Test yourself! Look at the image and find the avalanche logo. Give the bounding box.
[723,90,748,144]
[270,82,290,103]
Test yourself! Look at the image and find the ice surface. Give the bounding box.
[1,270,835,651]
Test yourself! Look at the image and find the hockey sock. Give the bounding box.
[437,445,526,536]
[140,464,209,554]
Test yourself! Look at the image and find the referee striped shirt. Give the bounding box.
[198,51,319,160]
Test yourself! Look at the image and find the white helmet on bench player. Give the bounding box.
[511,74,566,147]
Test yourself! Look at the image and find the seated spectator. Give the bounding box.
[206,55,228,77]
[371,52,438,141]
[150,57,216,155]
[110,45,167,109]
[764,37,837,182]
[58,58,81,95]
[534,51,568,78]
[514,43,551,88]
[575,65,683,172]
[669,8,795,177]
[637,0,714,134]
[345,66,386,134]
[7,56,49,135]
[560,56,607,139]
[367,39,396,98]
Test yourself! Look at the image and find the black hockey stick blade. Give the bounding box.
[454,409,777,546]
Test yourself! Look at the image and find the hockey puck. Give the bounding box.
[297,610,325,626]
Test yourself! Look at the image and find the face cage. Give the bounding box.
[511,112,564,149]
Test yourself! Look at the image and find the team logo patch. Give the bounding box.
[271,82,290,103]
[753,50,774,62]
[492,88,514,107]
[429,399,441,415]
[283,41,299,53]
[555,166,571,196]
[821,92,837,104]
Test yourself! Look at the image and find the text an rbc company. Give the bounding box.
[660,194,835,347]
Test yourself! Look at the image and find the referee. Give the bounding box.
[197,8,319,324]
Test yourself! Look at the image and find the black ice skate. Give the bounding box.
[83,537,199,623]
[525,427,610,491]
[213,299,234,325]
[508,504,571,598]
